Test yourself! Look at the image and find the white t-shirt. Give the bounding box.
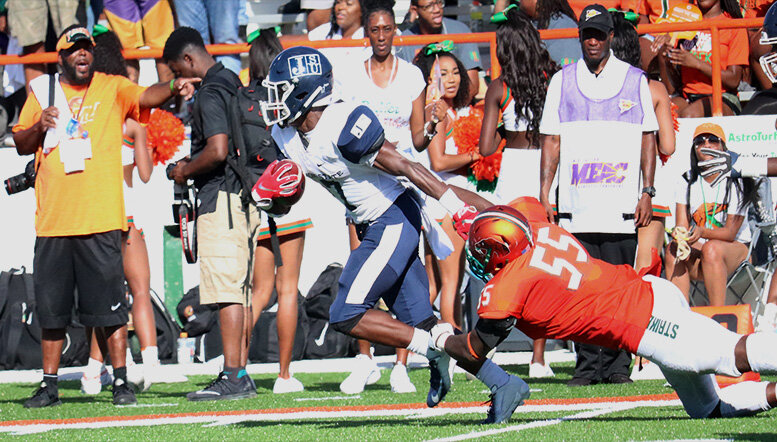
[307,23,370,99]
[540,53,658,135]
[674,174,751,244]
[339,56,426,162]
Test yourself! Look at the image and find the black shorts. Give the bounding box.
[33,230,127,329]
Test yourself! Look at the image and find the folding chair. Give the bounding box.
[724,178,777,323]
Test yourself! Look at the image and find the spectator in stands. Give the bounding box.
[479,6,558,379]
[610,11,676,272]
[398,0,482,103]
[665,123,757,306]
[494,0,581,66]
[13,25,196,408]
[307,0,368,96]
[744,0,775,89]
[172,0,242,74]
[335,0,428,395]
[539,4,657,387]
[657,0,747,117]
[7,0,78,92]
[414,43,481,331]
[102,0,175,83]
[244,28,312,395]
[302,0,335,32]
[78,26,164,396]
[164,27,259,402]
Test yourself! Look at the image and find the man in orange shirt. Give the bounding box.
[12,25,197,408]
[435,200,777,419]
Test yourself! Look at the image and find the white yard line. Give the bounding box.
[0,399,682,436]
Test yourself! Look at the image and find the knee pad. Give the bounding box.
[474,317,515,349]
[717,381,771,418]
[330,312,366,335]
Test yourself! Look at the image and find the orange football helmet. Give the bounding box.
[466,205,533,282]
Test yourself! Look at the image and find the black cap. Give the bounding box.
[578,4,614,33]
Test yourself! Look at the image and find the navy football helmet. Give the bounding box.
[260,46,334,127]
[759,3,777,83]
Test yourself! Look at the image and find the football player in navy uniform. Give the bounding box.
[251,46,529,423]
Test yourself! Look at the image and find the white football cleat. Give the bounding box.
[80,366,112,395]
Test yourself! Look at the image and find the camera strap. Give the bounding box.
[177,186,197,264]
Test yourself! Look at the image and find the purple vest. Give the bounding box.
[558,62,645,125]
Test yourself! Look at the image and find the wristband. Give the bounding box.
[439,188,466,215]
[737,156,768,177]
[169,79,176,93]
[423,121,437,142]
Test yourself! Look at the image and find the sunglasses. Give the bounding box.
[693,134,722,146]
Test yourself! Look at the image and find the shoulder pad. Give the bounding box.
[337,105,385,164]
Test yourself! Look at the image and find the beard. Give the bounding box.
[61,60,94,85]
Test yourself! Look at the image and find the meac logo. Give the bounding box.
[288,54,322,78]
[571,162,628,185]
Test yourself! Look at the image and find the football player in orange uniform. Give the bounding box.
[435,198,777,419]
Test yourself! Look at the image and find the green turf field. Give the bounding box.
[1,363,775,440]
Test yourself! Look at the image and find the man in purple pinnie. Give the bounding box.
[538,4,658,387]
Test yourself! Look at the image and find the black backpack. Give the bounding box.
[129,289,181,363]
[0,268,88,369]
[248,290,310,363]
[201,77,279,208]
[303,263,357,359]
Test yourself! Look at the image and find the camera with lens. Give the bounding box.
[166,161,194,222]
[4,159,36,195]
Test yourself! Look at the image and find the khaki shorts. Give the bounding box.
[197,191,260,306]
[8,0,78,47]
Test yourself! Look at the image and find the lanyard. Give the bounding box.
[699,177,723,228]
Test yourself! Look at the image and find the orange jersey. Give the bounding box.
[13,72,146,237]
[477,221,653,354]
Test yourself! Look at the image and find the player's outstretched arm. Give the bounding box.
[374,142,492,211]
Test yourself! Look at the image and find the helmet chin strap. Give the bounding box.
[288,85,325,126]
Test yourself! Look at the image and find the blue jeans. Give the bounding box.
[173,0,241,74]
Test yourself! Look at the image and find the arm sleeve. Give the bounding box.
[12,92,43,133]
[539,72,563,135]
[337,105,385,165]
[639,75,659,132]
[116,76,148,123]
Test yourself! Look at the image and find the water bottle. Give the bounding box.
[177,332,195,364]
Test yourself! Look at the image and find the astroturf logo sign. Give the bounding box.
[647,315,679,339]
[571,162,628,186]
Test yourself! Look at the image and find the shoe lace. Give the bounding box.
[482,394,496,423]
[205,373,228,390]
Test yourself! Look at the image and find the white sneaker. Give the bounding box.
[273,375,304,394]
[389,363,416,393]
[340,354,381,394]
[126,358,145,391]
[80,367,112,395]
[528,362,555,378]
[756,303,777,332]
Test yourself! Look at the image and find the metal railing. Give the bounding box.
[0,17,763,116]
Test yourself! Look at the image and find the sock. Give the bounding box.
[85,357,104,378]
[113,366,127,384]
[717,381,772,417]
[141,346,159,366]
[746,332,777,373]
[223,366,245,383]
[43,373,58,391]
[406,328,433,358]
[476,359,510,393]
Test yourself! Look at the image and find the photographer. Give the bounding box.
[163,27,260,401]
[12,25,197,408]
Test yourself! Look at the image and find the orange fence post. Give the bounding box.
[710,25,723,116]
